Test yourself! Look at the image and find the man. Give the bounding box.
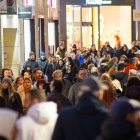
[112,63,128,86]
[124,58,138,74]
[98,100,140,140]
[56,44,66,59]
[32,68,44,85]
[22,52,39,73]
[68,68,88,104]
[15,90,57,140]
[37,52,48,74]
[52,70,71,97]
[48,80,71,112]
[52,77,108,140]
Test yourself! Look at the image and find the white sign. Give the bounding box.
[86,0,112,5]
[133,10,140,21]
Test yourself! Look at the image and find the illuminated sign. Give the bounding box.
[86,0,112,5]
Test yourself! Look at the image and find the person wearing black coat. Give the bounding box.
[96,100,140,140]
[52,77,108,140]
[48,80,71,112]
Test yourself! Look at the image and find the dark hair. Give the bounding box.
[53,80,63,93]
[125,86,140,101]
[30,89,46,102]
[1,68,9,79]
[33,68,43,74]
[127,77,140,88]
[8,92,23,115]
[15,76,23,84]
[118,63,125,71]
[137,64,140,70]
[0,96,6,108]
[78,68,87,74]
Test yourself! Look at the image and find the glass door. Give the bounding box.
[82,7,93,49]
[66,5,81,51]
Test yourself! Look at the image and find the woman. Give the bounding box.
[13,76,24,91]
[55,59,65,70]
[100,80,116,108]
[17,77,32,113]
[0,78,14,106]
[48,80,71,112]
[63,57,78,83]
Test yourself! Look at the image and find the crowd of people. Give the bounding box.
[0,40,140,140]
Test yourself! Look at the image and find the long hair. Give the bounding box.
[102,80,116,108]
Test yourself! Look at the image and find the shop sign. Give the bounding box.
[86,0,112,5]
[0,0,17,14]
[24,0,34,6]
[18,6,32,19]
[133,10,140,21]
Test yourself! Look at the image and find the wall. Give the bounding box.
[1,15,21,77]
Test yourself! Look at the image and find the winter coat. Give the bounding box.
[48,92,71,112]
[61,79,72,98]
[68,79,83,104]
[124,64,137,74]
[22,59,39,72]
[56,47,66,59]
[96,120,140,140]
[37,58,48,74]
[112,72,128,86]
[52,93,108,140]
[16,102,58,140]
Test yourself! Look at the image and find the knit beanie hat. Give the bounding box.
[29,52,35,57]
[2,78,12,85]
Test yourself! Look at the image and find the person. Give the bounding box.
[63,57,78,83]
[37,52,48,74]
[0,68,11,82]
[53,70,71,97]
[32,68,44,85]
[80,54,95,69]
[97,100,140,140]
[90,44,97,56]
[56,43,66,59]
[55,59,65,70]
[28,89,47,106]
[16,102,58,140]
[21,52,39,74]
[13,76,24,91]
[112,63,128,86]
[124,58,138,74]
[125,86,140,101]
[17,77,32,113]
[68,68,88,104]
[48,80,71,112]
[0,78,15,106]
[52,77,108,140]
[100,80,116,108]
[71,52,80,69]
[0,109,18,140]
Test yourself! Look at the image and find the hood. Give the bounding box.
[0,109,18,139]
[27,102,57,125]
[101,120,137,140]
[75,92,107,115]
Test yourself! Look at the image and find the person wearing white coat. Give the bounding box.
[16,102,58,140]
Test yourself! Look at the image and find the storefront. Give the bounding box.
[60,0,135,50]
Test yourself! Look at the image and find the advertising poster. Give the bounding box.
[0,0,17,14]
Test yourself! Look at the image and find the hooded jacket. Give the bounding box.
[52,93,108,140]
[16,102,58,140]
[96,119,140,140]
